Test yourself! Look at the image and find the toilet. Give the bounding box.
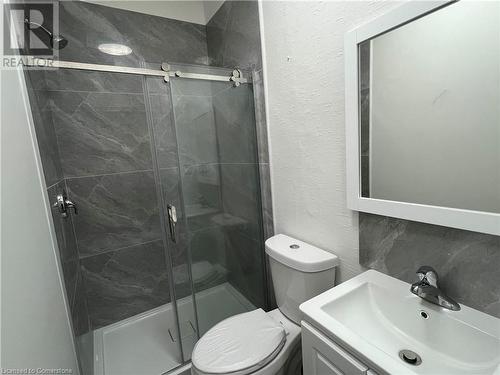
[191,234,339,375]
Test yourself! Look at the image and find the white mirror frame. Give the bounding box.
[345,0,500,236]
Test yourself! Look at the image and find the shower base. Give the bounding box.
[93,282,255,375]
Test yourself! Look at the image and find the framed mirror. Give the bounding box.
[345,0,500,235]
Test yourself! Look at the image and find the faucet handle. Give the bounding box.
[416,266,438,287]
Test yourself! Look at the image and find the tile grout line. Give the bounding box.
[65,168,155,181]
[62,165,265,183]
[36,88,171,97]
[34,88,149,96]
[78,238,163,260]
[46,178,65,190]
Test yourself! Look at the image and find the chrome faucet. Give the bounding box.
[410,266,460,311]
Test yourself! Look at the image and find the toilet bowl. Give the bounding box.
[191,234,339,375]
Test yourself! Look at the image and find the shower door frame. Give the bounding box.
[26,58,249,85]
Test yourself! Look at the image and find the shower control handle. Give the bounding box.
[167,204,177,243]
[53,191,78,218]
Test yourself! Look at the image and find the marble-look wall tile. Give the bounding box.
[25,73,63,187]
[47,181,90,338]
[61,259,79,308]
[46,91,153,177]
[225,229,266,308]
[207,1,263,71]
[149,92,178,170]
[81,240,170,329]
[47,181,80,304]
[189,226,227,270]
[253,69,274,241]
[58,1,208,67]
[220,163,263,241]
[27,69,143,93]
[158,167,197,301]
[181,164,222,224]
[213,83,258,164]
[145,74,170,96]
[252,69,269,165]
[258,163,274,240]
[170,233,193,301]
[25,0,220,333]
[171,81,219,167]
[360,213,500,318]
[47,182,79,263]
[66,171,161,256]
[207,3,273,314]
[71,270,90,336]
[159,167,184,222]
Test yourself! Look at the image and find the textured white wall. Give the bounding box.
[260,1,402,282]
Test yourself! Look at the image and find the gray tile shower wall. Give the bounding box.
[25,0,214,329]
[46,181,90,335]
[359,212,500,318]
[26,0,275,331]
[81,240,170,329]
[48,90,153,177]
[39,68,171,329]
[66,171,162,256]
[207,0,263,71]
[170,77,230,296]
[252,69,273,240]
[146,76,197,304]
[207,0,274,307]
[58,1,208,66]
[24,73,63,188]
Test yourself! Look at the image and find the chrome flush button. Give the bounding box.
[289,244,300,249]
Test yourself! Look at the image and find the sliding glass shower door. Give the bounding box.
[27,59,268,373]
[157,64,268,360]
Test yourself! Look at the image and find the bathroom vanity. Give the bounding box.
[299,271,500,375]
[301,322,379,375]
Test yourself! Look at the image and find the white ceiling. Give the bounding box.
[83,0,224,25]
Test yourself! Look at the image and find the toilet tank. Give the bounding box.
[265,234,339,325]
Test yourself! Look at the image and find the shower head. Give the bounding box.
[24,18,68,50]
[51,34,68,50]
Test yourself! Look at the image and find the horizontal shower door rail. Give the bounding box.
[23,57,249,85]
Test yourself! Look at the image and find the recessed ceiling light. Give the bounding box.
[98,43,132,56]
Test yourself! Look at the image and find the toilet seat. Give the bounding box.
[191,309,286,375]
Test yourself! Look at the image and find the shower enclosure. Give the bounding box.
[25,57,268,375]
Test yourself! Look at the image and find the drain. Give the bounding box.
[399,349,422,366]
[419,310,429,319]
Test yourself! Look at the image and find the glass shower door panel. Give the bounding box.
[24,66,185,375]
[171,72,266,338]
[145,75,199,362]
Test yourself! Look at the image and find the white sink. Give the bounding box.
[300,270,500,374]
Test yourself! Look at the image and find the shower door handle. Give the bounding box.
[167,204,177,243]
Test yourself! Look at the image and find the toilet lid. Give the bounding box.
[192,309,286,375]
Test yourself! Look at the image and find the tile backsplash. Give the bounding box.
[360,212,500,318]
